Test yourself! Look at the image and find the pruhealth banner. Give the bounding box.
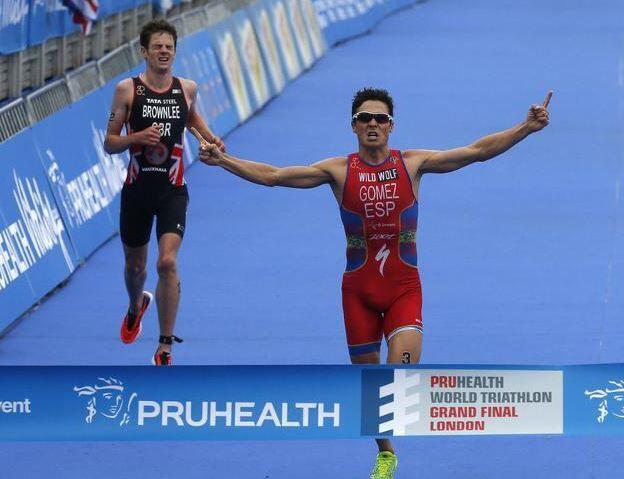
[31,92,127,262]
[1,364,622,441]
[0,129,77,329]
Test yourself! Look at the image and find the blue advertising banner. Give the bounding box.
[229,9,273,109]
[246,0,287,95]
[299,0,327,60]
[28,0,79,47]
[208,16,255,122]
[263,0,303,81]
[31,91,127,262]
[0,129,77,330]
[565,364,624,435]
[312,0,395,46]
[0,0,30,53]
[283,0,315,69]
[175,29,240,140]
[0,364,622,441]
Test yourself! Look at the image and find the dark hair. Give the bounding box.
[351,88,394,118]
[139,20,178,49]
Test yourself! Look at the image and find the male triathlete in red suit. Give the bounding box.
[197,87,552,478]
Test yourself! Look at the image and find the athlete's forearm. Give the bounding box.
[187,113,217,143]
[473,122,532,162]
[104,133,137,154]
[216,154,278,186]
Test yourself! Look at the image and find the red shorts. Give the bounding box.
[342,269,423,356]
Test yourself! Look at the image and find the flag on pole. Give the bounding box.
[62,0,99,35]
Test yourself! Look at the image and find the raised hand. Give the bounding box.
[526,91,552,132]
[191,127,224,166]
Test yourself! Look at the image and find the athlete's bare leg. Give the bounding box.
[350,350,396,453]
[123,243,148,313]
[350,331,422,454]
[387,329,422,364]
[155,233,183,354]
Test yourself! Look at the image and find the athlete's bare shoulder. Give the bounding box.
[178,77,198,94]
[311,156,348,182]
[114,77,134,96]
[402,149,437,177]
[178,77,197,109]
[111,78,134,111]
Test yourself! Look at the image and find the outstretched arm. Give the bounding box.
[417,91,552,174]
[193,130,333,188]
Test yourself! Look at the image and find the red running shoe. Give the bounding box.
[120,291,153,344]
[152,350,172,366]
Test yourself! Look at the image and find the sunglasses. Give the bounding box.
[352,111,393,124]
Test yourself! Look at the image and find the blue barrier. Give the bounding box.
[229,9,273,108]
[0,129,77,329]
[263,0,303,81]
[28,0,79,47]
[208,16,256,121]
[1,363,621,441]
[284,0,315,69]
[31,91,126,263]
[246,0,288,94]
[299,0,327,59]
[312,0,401,46]
[0,0,33,53]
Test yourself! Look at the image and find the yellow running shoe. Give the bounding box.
[370,451,398,479]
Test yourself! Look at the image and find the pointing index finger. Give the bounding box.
[542,90,553,108]
[190,127,207,146]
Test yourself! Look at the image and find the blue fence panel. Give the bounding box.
[0,0,30,53]
[246,0,287,95]
[208,16,255,122]
[262,0,303,81]
[299,0,327,60]
[283,0,315,69]
[28,0,80,46]
[229,9,273,108]
[31,90,126,262]
[312,0,373,46]
[0,129,77,330]
[174,30,240,140]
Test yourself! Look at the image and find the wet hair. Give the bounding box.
[139,20,178,49]
[351,88,394,118]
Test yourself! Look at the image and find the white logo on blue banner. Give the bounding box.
[0,169,75,291]
[73,377,136,426]
[585,379,624,423]
[379,369,421,435]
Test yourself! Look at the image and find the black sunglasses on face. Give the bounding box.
[352,111,393,124]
